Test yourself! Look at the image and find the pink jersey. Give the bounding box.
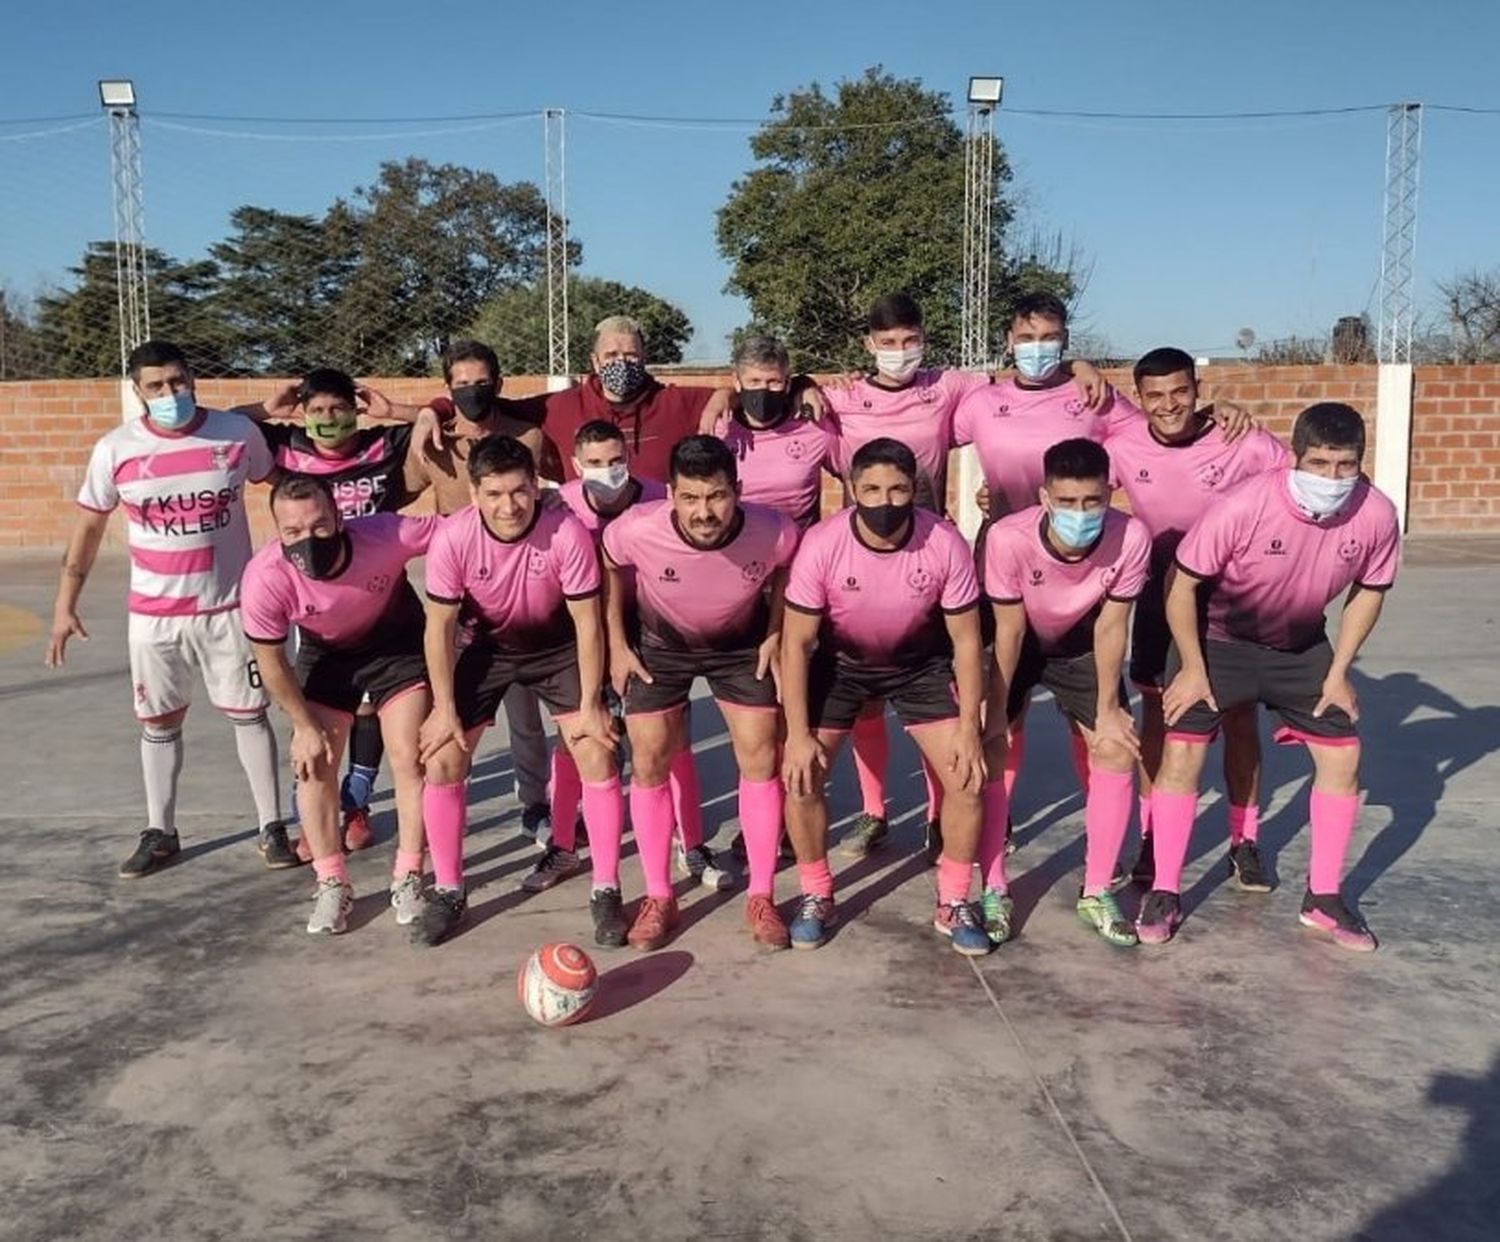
[954,380,1139,519]
[426,504,601,653]
[786,508,979,667]
[825,369,990,513]
[556,477,669,544]
[717,411,838,529]
[984,506,1151,656]
[602,499,798,650]
[77,410,274,617]
[240,513,439,647]
[1175,469,1400,652]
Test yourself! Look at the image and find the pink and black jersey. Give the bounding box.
[426,505,601,654]
[556,477,669,545]
[786,508,979,668]
[825,369,990,514]
[240,513,438,648]
[1174,470,1400,652]
[984,507,1151,657]
[77,410,273,618]
[954,380,1139,519]
[717,411,838,529]
[261,423,414,518]
[602,500,798,651]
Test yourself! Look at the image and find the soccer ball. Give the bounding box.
[517,943,599,1027]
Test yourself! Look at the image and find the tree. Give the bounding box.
[465,276,693,374]
[0,289,44,380]
[1436,268,1500,362]
[716,67,1076,370]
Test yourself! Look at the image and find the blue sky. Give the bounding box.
[2,0,1496,364]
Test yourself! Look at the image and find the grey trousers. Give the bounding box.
[502,682,549,809]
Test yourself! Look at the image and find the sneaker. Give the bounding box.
[257,821,300,870]
[119,829,180,879]
[520,802,552,851]
[411,886,467,947]
[522,844,583,893]
[293,833,313,864]
[923,819,943,866]
[590,887,629,948]
[933,900,993,956]
[1077,890,1139,947]
[389,871,425,926]
[1136,889,1182,945]
[1004,816,1016,857]
[1299,891,1377,952]
[675,843,735,892]
[789,893,837,949]
[627,896,680,951]
[840,813,888,859]
[1130,834,1156,887]
[981,886,1015,945]
[343,806,374,853]
[1229,841,1273,893]
[307,878,353,935]
[745,894,790,951]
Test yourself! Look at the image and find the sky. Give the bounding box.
[1,0,1497,364]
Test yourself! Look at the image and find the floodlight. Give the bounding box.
[98,80,137,110]
[967,77,1004,107]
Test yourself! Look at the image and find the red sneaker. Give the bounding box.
[745,894,790,951]
[626,896,680,951]
[343,806,374,852]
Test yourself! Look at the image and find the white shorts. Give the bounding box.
[128,609,270,720]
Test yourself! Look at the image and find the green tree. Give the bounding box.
[0,289,44,380]
[466,276,693,374]
[716,67,1075,371]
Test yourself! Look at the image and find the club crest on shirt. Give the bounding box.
[660,566,680,584]
[304,603,317,615]
[1135,468,1152,482]
[135,681,148,704]
[1264,538,1287,557]
[1100,564,1120,588]
[1337,538,1363,562]
[1196,462,1225,489]
[366,574,391,594]
[1065,398,1086,417]
[741,559,767,584]
[907,567,936,596]
[1029,568,1044,585]
[841,575,860,592]
[919,385,939,404]
[475,564,491,580]
[991,403,1011,418]
[210,443,232,471]
[527,550,549,577]
[784,439,808,461]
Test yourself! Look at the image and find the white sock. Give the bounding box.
[231,712,282,827]
[140,723,184,834]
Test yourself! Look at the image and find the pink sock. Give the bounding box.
[1148,789,1198,893]
[936,855,972,906]
[1228,802,1259,846]
[422,780,467,888]
[920,754,943,822]
[550,748,583,852]
[670,746,705,851]
[1003,725,1027,800]
[738,776,783,897]
[977,780,1011,892]
[393,848,423,879]
[851,712,889,818]
[1139,795,1153,838]
[798,858,834,899]
[313,854,349,884]
[1070,731,1091,792]
[582,776,624,889]
[1082,767,1134,896]
[628,780,675,899]
[1308,790,1359,895]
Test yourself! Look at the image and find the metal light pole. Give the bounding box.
[99,80,150,380]
[543,107,571,388]
[960,76,1003,372]
[1377,102,1422,365]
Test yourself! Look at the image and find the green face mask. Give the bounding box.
[305,407,358,448]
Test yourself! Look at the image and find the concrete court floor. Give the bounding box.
[0,542,1497,1242]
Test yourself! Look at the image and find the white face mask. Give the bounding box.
[1287,469,1358,520]
[580,462,631,502]
[872,346,924,383]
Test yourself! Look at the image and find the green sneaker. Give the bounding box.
[840,813,888,858]
[1076,890,1138,947]
[980,886,1015,945]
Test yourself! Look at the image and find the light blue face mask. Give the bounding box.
[1049,505,1104,548]
[145,389,196,430]
[1013,340,1064,382]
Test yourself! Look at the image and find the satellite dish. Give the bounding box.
[1235,328,1257,351]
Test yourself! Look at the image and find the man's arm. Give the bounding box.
[250,638,334,781]
[418,599,467,761]
[564,594,619,748]
[231,381,299,423]
[943,607,988,791]
[46,508,111,667]
[990,601,1027,701]
[756,568,788,699]
[1315,585,1386,721]
[779,605,826,796]
[603,556,651,697]
[1091,598,1141,758]
[1161,566,1217,726]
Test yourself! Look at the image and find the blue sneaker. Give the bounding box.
[789,893,836,950]
[934,901,993,956]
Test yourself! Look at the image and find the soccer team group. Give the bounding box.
[47,291,1399,957]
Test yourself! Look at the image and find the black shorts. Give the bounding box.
[1164,638,1355,744]
[808,655,959,732]
[455,641,584,730]
[1128,580,1171,690]
[1006,635,1123,732]
[295,637,427,715]
[626,644,777,716]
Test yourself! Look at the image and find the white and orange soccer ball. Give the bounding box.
[517,942,599,1027]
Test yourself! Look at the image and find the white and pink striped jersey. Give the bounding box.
[77,410,274,618]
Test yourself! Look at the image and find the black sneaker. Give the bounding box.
[257,821,300,870]
[590,886,629,948]
[520,802,552,851]
[411,886,467,947]
[119,829,180,879]
[1298,890,1377,952]
[923,818,944,866]
[1229,841,1273,893]
[1130,833,1156,887]
[841,813,888,859]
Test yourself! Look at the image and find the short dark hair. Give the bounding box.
[574,419,626,452]
[126,339,191,381]
[298,366,356,407]
[867,293,923,333]
[442,339,501,385]
[269,473,336,514]
[1043,437,1111,485]
[1133,347,1197,388]
[1009,292,1069,330]
[1292,403,1366,460]
[850,436,917,482]
[669,434,738,487]
[467,434,536,485]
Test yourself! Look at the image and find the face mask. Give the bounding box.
[145,390,196,431]
[452,381,498,422]
[599,358,649,401]
[1287,469,1358,520]
[581,463,631,502]
[282,531,344,580]
[857,501,912,539]
[872,347,924,384]
[1013,340,1065,382]
[1048,505,1105,549]
[305,408,357,449]
[739,388,793,426]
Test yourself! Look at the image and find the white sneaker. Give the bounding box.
[389,872,425,926]
[675,843,735,892]
[307,878,354,935]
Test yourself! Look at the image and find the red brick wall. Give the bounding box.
[1407,366,1500,532]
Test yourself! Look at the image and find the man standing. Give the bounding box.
[1151,403,1400,950]
[47,339,288,875]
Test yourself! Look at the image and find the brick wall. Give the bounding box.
[1407,367,1500,532]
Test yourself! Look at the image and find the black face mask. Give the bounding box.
[452,380,498,421]
[282,531,344,580]
[856,502,912,540]
[739,388,793,426]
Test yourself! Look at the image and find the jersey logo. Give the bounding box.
[740,559,767,584]
[841,575,860,592]
[1338,538,1363,562]
[210,444,232,471]
[1100,564,1120,588]
[367,574,391,594]
[1065,399,1086,417]
[907,567,937,595]
[475,565,491,580]
[919,386,939,404]
[660,566,679,583]
[1136,468,1151,482]
[991,403,1011,418]
[1265,538,1287,557]
[1029,568,1044,585]
[304,604,317,615]
[784,439,808,461]
[527,550,549,577]
[1196,463,1225,488]
[135,681,148,704]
